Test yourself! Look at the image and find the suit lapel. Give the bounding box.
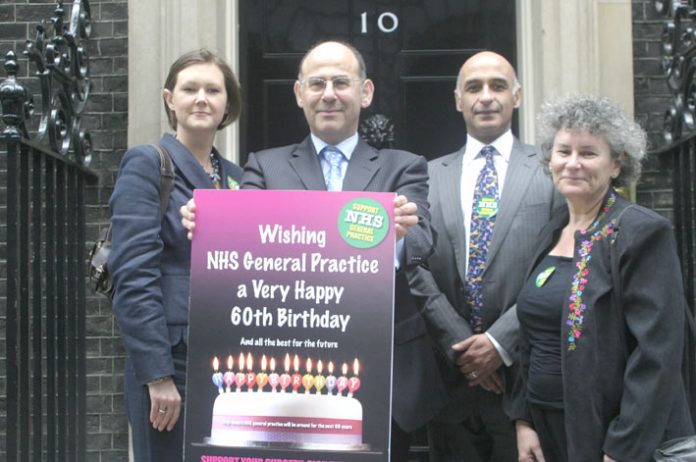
[342,139,379,192]
[486,139,537,269]
[437,150,468,283]
[288,137,328,191]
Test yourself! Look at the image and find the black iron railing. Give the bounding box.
[653,136,696,424]
[656,0,696,423]
[0,1,96,460]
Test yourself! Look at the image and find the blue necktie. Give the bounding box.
[322,146,345,191]
[466,145,500,332]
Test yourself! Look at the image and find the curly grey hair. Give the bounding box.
[536,95,647,188]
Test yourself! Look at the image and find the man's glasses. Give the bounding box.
[300,76,363,94]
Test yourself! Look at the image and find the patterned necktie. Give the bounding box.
[466,145,500,332]
[322,146,345,191]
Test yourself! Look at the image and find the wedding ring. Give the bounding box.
[158,408,166,414]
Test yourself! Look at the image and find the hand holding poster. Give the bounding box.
[184,190,395,462]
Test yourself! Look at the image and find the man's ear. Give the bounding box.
[513,87,522,109]
[293,80,304,108]
[361,79,375,108]
[454,90,463,113]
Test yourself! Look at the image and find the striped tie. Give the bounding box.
[322,146,345,191]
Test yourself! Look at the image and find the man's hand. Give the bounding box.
[452,334,503,386]
[478,370,504,394]
[180,198,196,240]
[148,377,182,432]
[516,420,545,462]
[394,195,418,241]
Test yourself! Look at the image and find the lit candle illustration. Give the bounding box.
[256,354,269,391]
[223,355,235,392]
[336,362,348,395]
[279,353,291,392]
[211,357,224,394]
[348,358,361,397]
[234,352,246,392]
[291,354,302,393]
[314,360,326,394]
[246,352,256,391]
[269,357,280,392]
[326,361,336,395]
[302,357,315,394]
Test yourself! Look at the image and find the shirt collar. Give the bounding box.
[463,130,513,163]
[311,132,358,160]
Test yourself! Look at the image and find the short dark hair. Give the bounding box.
[163,49,242,130]
[297,40,367,81]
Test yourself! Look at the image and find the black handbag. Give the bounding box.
[608,207,696,461]
[88,144,175,299]
[654,436,696,461]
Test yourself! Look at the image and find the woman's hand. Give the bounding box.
[516,420,545,462]
[148,377,182,431]
[180,198,196,240]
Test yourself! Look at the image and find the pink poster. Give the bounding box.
[184,190,395,462]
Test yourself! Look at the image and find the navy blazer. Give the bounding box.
[511,193,694,461]
[243,136,449,431]
[109,133,243,386]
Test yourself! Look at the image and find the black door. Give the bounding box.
[238,0,517,164]
[238,2,516,458]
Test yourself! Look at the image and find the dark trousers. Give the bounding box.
[391,420,412,461]
[529,404,567,462]
[427,389,517,462]
[125,341,187,462]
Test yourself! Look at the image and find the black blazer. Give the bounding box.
[109,133,243,385]
[511,192,694,461]
[243,136,449,431]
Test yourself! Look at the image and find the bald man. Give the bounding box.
[407,52,562,461]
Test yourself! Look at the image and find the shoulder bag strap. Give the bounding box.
[149,143,175,218]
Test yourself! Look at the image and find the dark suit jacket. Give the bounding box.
[512,193,694,461]
[407,139,562,421]
[109,133,243,385]
[243,135,448,431]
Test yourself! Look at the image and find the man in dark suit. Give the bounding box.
[407,52,562,461]
[183,40,447,460]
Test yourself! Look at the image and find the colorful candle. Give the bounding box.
[280,353,291,392]
[256,354,269,391]
[348,358,361,397]
[302,357,315,394]
[326,361,336,395]
[291,354,302,393]
[223,355,235,392]
[211,357,224,394]
[336,362,348,395]
[314,360,326,394]
[234,352,246,392]
[246,352,256,391]
[269,357,280,392]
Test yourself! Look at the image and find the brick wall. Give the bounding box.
[632,0,676,219]
[0,1,129,461]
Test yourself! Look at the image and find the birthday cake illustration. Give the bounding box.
[206,353,364,449]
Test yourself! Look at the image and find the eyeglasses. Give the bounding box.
[300,76,363,93]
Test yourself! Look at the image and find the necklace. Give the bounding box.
[208,151,221,186]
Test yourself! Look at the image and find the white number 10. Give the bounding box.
[361,11,399,34]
